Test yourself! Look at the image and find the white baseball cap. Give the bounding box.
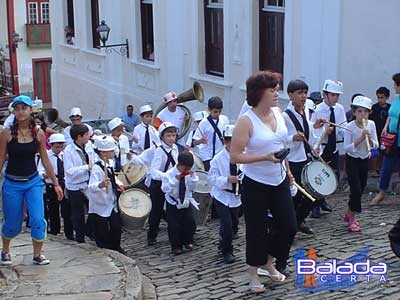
[69,107,82,117]
[322,80,343,94]
[49,133,66,144]
[94,135,116,151]
[352,95,372,110]
[108,117,124,131]
[139,105,153,115]
[163,91,178,103]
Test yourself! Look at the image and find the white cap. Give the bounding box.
[94,135,116,151]
[305,99,316,111]
[69,107,82,117]
[352,95,372,110]
[223,124,235,138]
[108,117,124,131]
[158,121,176,136]
[322,80,343,94]
[163,91,178,103]
[139,105,152,115]
[49,133,66,144]
[193,111,207,122]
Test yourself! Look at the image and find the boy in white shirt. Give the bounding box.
[193,97,229,171]
[132,105,160,153]
[208,125,241,264]
[147,122,179,246]
[185,111,207,157]
[108,117,132,171]
[161,151,199,255]
[87,136,125,253]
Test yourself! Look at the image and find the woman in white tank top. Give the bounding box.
[231,71,297,293]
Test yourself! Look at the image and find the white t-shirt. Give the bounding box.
[156,106,186,136]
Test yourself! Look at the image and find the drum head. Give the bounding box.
[117,163,148,188]
[118,188,152,218]
[302,160,337,197]
[194,170,211,193]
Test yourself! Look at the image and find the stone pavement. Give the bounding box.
[0,232,145,300]
[121,172,400,300]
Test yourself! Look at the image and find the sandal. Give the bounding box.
[370,194,384,206]
[348,221,361,232]
[257,268,271,276]
[249,283,265,293]
[268,271,286,282]
[343,213,350,223]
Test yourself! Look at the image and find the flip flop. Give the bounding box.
[257,268,271,276]
[268,271,286,282]
[249,283,265,293]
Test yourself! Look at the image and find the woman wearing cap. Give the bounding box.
[0,95,63,265]
[230,71,297,293]
[343,96,378,231]
[87,136,125,254]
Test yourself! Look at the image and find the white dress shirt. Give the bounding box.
[113,134,131,167]
[310,101,347,154]
[344,120,379,159]
[132,122,160,152]
[87,161,117,217]
[64,142,96,191]
[150,142,179,180]
[193,114,229,161]
[208,147,241,208]
[161,166,199,209]
[37,149,64,184]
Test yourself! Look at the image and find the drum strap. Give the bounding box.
[285,109,312,154]
[95,161,120,198]
[207,116,224,157]
[160,146,176,172]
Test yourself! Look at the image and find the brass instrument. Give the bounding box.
[154,81,204,139]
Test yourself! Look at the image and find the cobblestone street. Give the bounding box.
[123,186,400,300]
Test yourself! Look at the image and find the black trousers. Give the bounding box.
[241,175,297,266]
[148,180,166,240]
[67,189,89,242]
[214,199,239,255]
[44,184,61,234]
[60,197,74,239]
[93,210,122,250]
[165,202,196,249]
[345,155,368,213]
[289,160,313,225]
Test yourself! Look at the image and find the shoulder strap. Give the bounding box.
[207,116,224,144]
[285,109,311,154]
[160,146,176,172]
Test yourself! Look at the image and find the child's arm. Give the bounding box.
[186,171,199,191]
[64,149,92,179]
[207,159,231,190]
[370,121,379,150]
[88,165,110,192]
[160,171,179,194]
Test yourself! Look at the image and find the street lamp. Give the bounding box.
[11,32,23,50]
[96,20,129,58]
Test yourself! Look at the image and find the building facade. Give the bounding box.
[50,0,400,123]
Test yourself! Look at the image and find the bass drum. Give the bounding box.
[301,160,338,198]
[193,170,212,226]
[118,188,152,231]
[117,163,148,191]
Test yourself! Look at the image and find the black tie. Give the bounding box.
[229,163,238,193]
[327,107,336,152]
[55,155,65,188]
[179,176,186,203]
[212,119,219,157]
[299,111,311,154]
[115,141,122,172]
[144,126,150,150]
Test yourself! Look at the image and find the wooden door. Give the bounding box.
[32,58,52,103]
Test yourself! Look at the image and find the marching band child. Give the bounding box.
[185,111,207,156]
[37,133,73,239]
[132,105,160,153]
[343,96,378,232]
[108,117,132,171]
[147,122,179,246]
[208,124,241,264]
[193,97,229,171]
[161,151,199,255]
[87,135,125,253]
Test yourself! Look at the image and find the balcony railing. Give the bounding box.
[25,23,51,48]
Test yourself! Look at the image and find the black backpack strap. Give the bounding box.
[160,146,176,172]
[207,116,224,144]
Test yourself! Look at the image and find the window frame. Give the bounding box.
[40,2,50,23]
[90,0,100,48]
[26,0,50,24]
[27,2,39,24]
[140,0,155,62]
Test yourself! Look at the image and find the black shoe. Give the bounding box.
[147,238,156,246]
[184,244,193,251]
[223,253,235,264]
[172,248,183,256]
[320,201,332,212]
[311,207,320,218]
[299,224,314,235]
[76,239,85,244]
[66,235,75,241]
[116,247,126,255]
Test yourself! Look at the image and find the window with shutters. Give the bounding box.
[140,0,155,61]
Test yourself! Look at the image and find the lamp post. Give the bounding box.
[11,32,23,50]
[96,20,129,58]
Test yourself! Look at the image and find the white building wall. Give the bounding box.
[0,0,8,53]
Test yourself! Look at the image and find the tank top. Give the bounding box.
[6,139,38,176]
[241,107,288,185]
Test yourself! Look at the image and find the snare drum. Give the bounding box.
[117,163,148,190]
[301,160,338,198]
[118,188,152,230]
[193,170,212,226]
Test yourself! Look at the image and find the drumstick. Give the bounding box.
[315,124,328,152]
[324,120,351,131]
[362,118,372,152]
[292,181,317,202]
[103,157,109,192]
[195,123,206,137]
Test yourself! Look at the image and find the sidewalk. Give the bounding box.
[0,231,145,300]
